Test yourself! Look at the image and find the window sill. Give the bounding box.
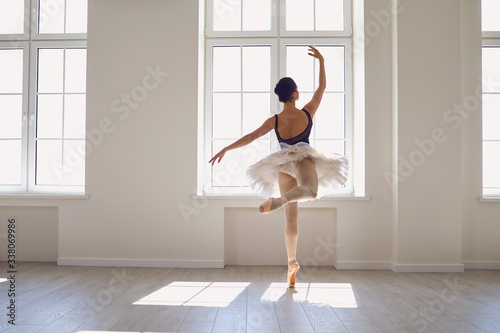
[192,194,371,201]
[0,193,89,200]
[479,196,500,202]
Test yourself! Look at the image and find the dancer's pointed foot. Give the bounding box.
[287,258,300,288]
[259,197,288,214]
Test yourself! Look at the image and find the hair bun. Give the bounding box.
[274,77,297,103]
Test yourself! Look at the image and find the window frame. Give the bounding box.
[203,0,354,196]
[482,39,500,197]
[205,39,279,195]
[28,40,87,194]
[278,0,352,38]
[279,38,353,194]
[0,42,30,192]
[0,0,30,41]
[0,0,87,195]
[206,0,352,38]
[206,0,279,38]
[31,0,88,41]
[481,0,500,196]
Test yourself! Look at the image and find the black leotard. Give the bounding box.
[275,108,313,147]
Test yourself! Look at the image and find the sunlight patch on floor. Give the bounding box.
[260,282,358,308]
[78,331,174,333]
[133,281,357,308]
[133,281,250,307]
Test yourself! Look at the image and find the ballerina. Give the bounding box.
[209,46,349,288]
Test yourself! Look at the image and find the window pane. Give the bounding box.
[315,93,344,139]
[313,139,345,155]
[213,47,241,92]
[65,49,87,93]
[317,46,345,92]
[0,95,23,139]
[212,139,239,186]
[66,0,88,33]
[213,0,241,31]
[39,0,65,33]
[483,141,500,188]
[212,139,270,187]
[482,0,500,31]
[242,93,270,135]
[287,46,314,92]
[0,1,24,34]
[316,0,344,31]
[38,49,64,93]
[36,139,63,185]
[0,49,23,94]
[300,92,313,109]
[243,0,271,31]
[482,48,500,93]
[235,139,270,185]
[483,94,500,140]
[37,94,63,138]
[64,95,86,139]
[0,140,22,185]
[242,46,270,92]
[286,0,314,31]
[243,139,270,166]
[63,140,85,185]
[213,93,241,138]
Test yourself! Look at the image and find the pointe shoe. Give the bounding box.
[259,197,289,214]
[287,259,300,288]
[259,198,274,214]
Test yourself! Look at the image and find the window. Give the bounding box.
[204,0,353,195]
[0,0,87,194]
[482,0,500,196]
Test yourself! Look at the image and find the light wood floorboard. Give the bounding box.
[1,262,500,332]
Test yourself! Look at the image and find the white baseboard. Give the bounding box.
[57,258,225,269]
[56,259,498,271]
[390,263,464,273]
[334,261,391,270]
[463,261,500,270]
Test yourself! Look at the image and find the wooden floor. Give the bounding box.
[0,262,499,333]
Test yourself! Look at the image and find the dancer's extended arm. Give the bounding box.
[209,116,274,165]
[303,46,326,117]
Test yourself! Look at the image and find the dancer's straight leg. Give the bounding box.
[278,172,301,287]
[278,172,299,261]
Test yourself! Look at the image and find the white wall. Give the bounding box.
[0,206,58,262]
[0,0,499,271]
[391,0,464,271]
[224,208,338,266]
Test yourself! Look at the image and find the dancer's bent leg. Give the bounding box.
[284,158,318,203]
[259,158,319,214]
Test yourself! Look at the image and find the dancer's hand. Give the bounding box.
[209,148,227,166]
[308,46,324,61]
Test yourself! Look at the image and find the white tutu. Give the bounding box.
[246,142,349,199]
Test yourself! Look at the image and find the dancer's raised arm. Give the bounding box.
[209,116,275,165]
[303,46,326,117]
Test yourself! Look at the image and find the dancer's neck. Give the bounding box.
[282,100,297,112]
